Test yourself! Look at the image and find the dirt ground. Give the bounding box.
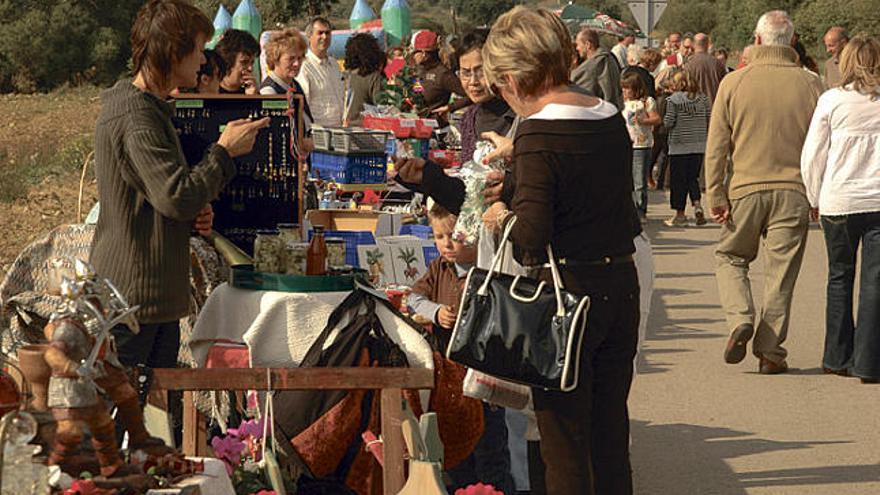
[0,87,102,278]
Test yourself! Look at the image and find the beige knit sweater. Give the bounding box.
[90,80,235,323]
[705,45,825,208]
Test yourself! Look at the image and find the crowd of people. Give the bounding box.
[84,0,878,494]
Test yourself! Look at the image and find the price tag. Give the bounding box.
[422,119,439,128]
[400,119,416,128]
[262,100,288,109]
[175,99,204,109]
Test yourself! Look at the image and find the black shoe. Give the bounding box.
[724,324,754,364]
[861,377,880,384]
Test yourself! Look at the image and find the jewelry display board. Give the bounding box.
[172,94,306,254]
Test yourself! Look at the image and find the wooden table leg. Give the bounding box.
[381,387,404,495]
[182,390,198,457]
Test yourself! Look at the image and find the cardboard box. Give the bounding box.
[305,209,402,238]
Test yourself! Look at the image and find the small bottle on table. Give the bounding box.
[307,225,328,275]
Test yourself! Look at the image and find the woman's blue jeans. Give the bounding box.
[820,212,880,379]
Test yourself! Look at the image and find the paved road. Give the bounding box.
[630,191,880,495]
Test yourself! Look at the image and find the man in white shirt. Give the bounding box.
[296,17,345,127]
[611,34,635,69]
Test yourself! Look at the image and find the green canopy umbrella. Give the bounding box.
[560,3,598,20]
[559,3,642,38]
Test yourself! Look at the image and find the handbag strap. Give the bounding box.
[477,217,519,296]
[546,244,566,317]
[478,216,566,317]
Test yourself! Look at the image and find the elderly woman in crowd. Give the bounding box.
[343,33,386,126]
[480,6,640,494]
[801,34,880,385]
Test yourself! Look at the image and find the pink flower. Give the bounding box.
[211,435,246,474]
[455,483,503,495]
[228,417,264,440]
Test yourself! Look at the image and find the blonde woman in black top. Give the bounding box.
[481,7,640,495]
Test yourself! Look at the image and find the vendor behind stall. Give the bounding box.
[454,28,516,165]
[90,0,268,382]
[412,30,470,124]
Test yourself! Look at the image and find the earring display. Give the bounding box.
[172,95,305,255]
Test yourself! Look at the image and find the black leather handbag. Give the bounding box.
[446,218,591,392]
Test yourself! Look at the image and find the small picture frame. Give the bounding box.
[358,245,394,287]
[390,242,428,286]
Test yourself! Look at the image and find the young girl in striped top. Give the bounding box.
[663,69,711,226]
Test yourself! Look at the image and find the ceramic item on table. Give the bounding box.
[0,367,22,417]
[16,344,49,412]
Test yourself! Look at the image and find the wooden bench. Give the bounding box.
[151,367,434,495]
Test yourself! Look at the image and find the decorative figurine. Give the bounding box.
[43,260,167,478]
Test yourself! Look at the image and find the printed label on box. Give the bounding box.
[262,100,288,109]
[175,99,204,109]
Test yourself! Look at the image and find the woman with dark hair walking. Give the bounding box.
[343,33,386,126]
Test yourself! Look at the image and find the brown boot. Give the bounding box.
[758,357,788,375]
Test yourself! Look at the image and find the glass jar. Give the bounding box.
[253,230,282,274]
[282,242,309,276]
[326,239,347,269]
[277,223,301,244]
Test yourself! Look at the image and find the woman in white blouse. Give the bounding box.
[801,34,880,385]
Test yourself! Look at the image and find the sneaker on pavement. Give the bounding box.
[664,215,688,227]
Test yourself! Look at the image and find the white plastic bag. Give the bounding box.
[462,368,532,410]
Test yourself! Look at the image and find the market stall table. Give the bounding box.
[151,367,434,495]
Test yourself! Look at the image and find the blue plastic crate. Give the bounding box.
[423,245,440,265]
[399,224,433,240]
[308,229,376,266]
[311,151,386,184]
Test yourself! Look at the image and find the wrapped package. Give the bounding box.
[452,141,505,246]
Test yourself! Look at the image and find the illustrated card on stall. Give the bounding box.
[390,244,428,286]
[358,245,394,287]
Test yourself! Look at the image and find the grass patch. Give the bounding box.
[0,133,93,203]
[0,84,101,203]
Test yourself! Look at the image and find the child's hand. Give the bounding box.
[437,305,457,329]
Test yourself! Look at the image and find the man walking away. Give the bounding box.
[705,10,824,375]
[572,28,623,110]
[685,33,728,104]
